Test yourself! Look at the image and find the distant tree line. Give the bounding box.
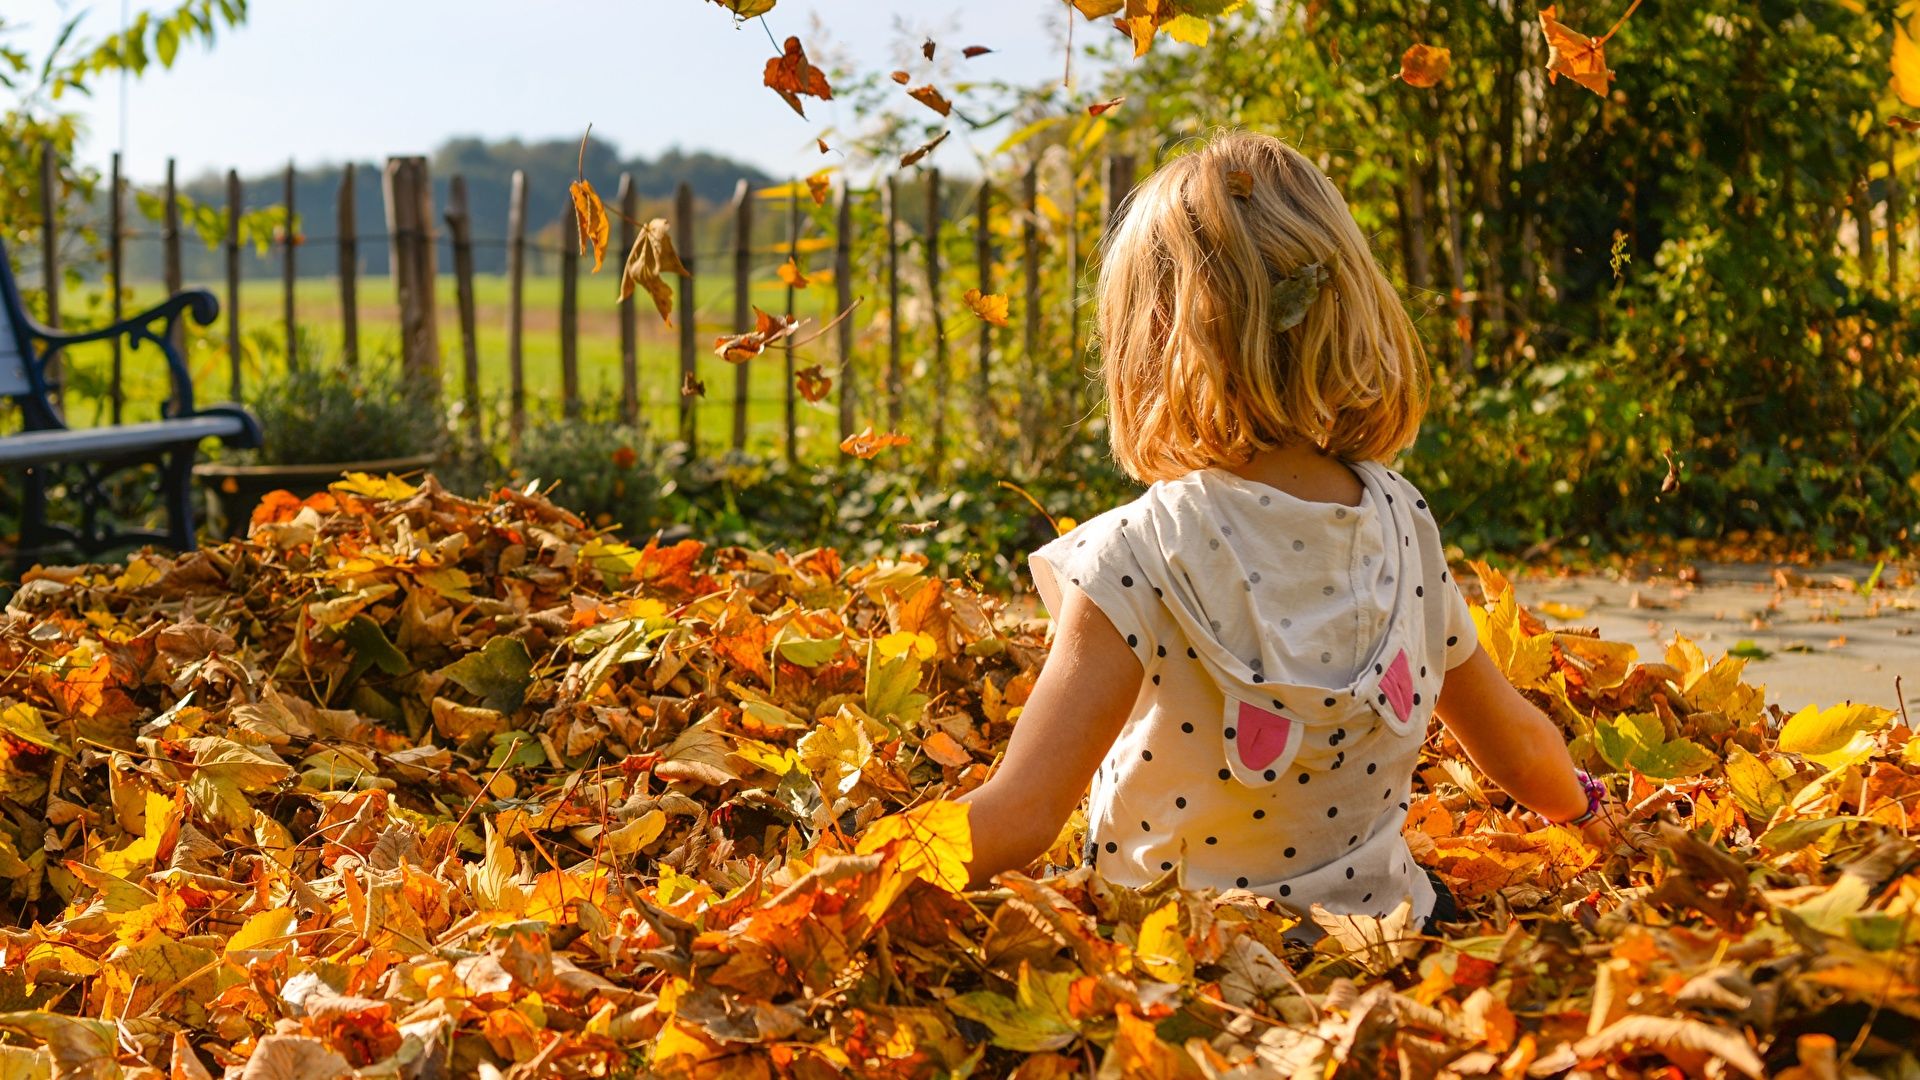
[117,134,771,280]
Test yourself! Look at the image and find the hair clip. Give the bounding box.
[1271,262,1331,333]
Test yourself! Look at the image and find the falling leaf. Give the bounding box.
[765,35,833,118]
[715,307,802,363]
[570,179,610,273]
[706,0,776,16]
[796,365,832,402]
[1661,451,1682,494]
[890,70,911,85]
[1071,0,1124,17]
[1088,96,1126,115]
[841,426,911,458]
[681,371,705,397]
[1539,4,1616,97]
[963,288,1010,327]
[1895,23,1920,107]
[922,38,936,61]
[1399,43,1452,87]
[778,259,810,288]
[900,130,950,167]
[619,218,692,326]
[909,84,953,116]
[1891,115,1920,133]
[1225,169,1253,198]
[817,136,832,153]
[806,172,832,205]
[963,45,993,58]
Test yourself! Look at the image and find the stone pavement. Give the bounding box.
[1511,561,1918,715]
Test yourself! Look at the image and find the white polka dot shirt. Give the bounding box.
[1028,462,1478,928]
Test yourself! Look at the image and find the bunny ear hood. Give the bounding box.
[1115,462,1454,786]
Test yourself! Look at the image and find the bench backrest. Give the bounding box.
[0,306,27,399]
[0,246,34,398]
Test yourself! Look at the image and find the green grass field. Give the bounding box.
[55,270,932,462]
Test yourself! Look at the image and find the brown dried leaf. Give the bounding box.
[620,218,692,326]
[765,35,833,118]
[900,130,950,168]
[909,84,953,117]
[570,179,610,273]
[1398,43,1452,87]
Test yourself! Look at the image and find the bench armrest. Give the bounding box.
[34,290,220,418]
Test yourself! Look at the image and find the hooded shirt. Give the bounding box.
[1027,461,1478,927]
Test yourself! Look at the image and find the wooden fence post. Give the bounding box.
[1103,153,1134,230]
[225,170,243,402]
[1020,162,1041,457]
[618,172,639,427]
[731,179,753,450]
[974,179,993,440]
[382,156,441,398]
[1890,139,1904,300]
[445,175,481,438]
[834,185,854,442]
[283,160,298,367]
[506,169,528,434]
[109,151,124,423]
[784,185,799,464]
[886,175,902,431]
[39,146,58,332]
[560,203,581,419]
[926,169,947,474]
[164,158,184,387]
[339,163,360,369]
[675,181,697,449]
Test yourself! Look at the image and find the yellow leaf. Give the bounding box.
[1778,702,1893,769]
[602,810,667,856]
[1896,22,1920,108]
[876,631,936,661]
[571,177,610,273]
[1134,900,1194,983]
[778,258,809,288]
[331,472,418,500]
[798,706,874,796]
[855,800,973,893]
[963,288,1010,327]
[1398,43,1452,87]
[227,907,295,954]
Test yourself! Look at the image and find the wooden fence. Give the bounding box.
[30,148,1135,470]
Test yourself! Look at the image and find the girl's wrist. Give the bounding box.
[1549,769,1606,826]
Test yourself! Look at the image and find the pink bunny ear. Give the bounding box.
[1381,650,1414,724]
[1235,701,1295,771]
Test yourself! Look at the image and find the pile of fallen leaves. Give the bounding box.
[1,474,1917,1079]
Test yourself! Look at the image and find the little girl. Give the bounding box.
[959,131,1603,929]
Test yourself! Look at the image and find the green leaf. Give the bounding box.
[1758,815,1862,855]
[0,702,67,756]
[777,633,842,667]
[1592,712,1715,780]
[946,965,1079,1052]
[343,614,411,682]
[1727,640,1771,660]
[439,637,534,713]
[865,647,927,724]
[154,21,179,67]
[1723,745,1785,824]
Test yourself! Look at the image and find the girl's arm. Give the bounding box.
[958,583,1141,889]
[1431,644,1591,823]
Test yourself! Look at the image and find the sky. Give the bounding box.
[10,0,1084,184]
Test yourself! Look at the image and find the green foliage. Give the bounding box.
[234,358,445,467]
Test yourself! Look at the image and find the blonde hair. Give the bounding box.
[1094,130,1428,483]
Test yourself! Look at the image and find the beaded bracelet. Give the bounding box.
[1556,770,1607,827]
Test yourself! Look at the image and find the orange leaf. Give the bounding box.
[909,84,953,117]
[1088,96,1126,116]
[921,730,971,767]
[778,259,810,288]
[796,365,833,403]
[681,371,706,398]
[890,70,912,85]
[765,36,833,118]
[714,307,802,364]
[963,45,993,58]
[900,130,950,168]
[1539,5,1614,96]
[817,136,832,153]
[921,38,936,61]
[619,218,691,326]
[841,426,911,459]
[569,179,610,273]
[1398,43,1452,87]
[963,288,1010,327]
[806,173,832,205]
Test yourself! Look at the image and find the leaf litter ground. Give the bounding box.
[1,474,1917,1079]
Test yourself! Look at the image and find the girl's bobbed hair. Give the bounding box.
[1094,130,1428,483]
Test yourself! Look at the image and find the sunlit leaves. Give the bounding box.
[714,307,801,363]
[1894,19,1920,107]
[908,84,953,117]
[900,129,950,168]
[1539,4,1620,97]
[795,364,832,402]
[1777,701,1893,769]
[706,0,776,17]
[856,799,972,893]
[569,179,610,272]
[840,425,911,458]
[1088,96,1126,116]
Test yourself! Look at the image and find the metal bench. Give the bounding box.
[2,239,261,568]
